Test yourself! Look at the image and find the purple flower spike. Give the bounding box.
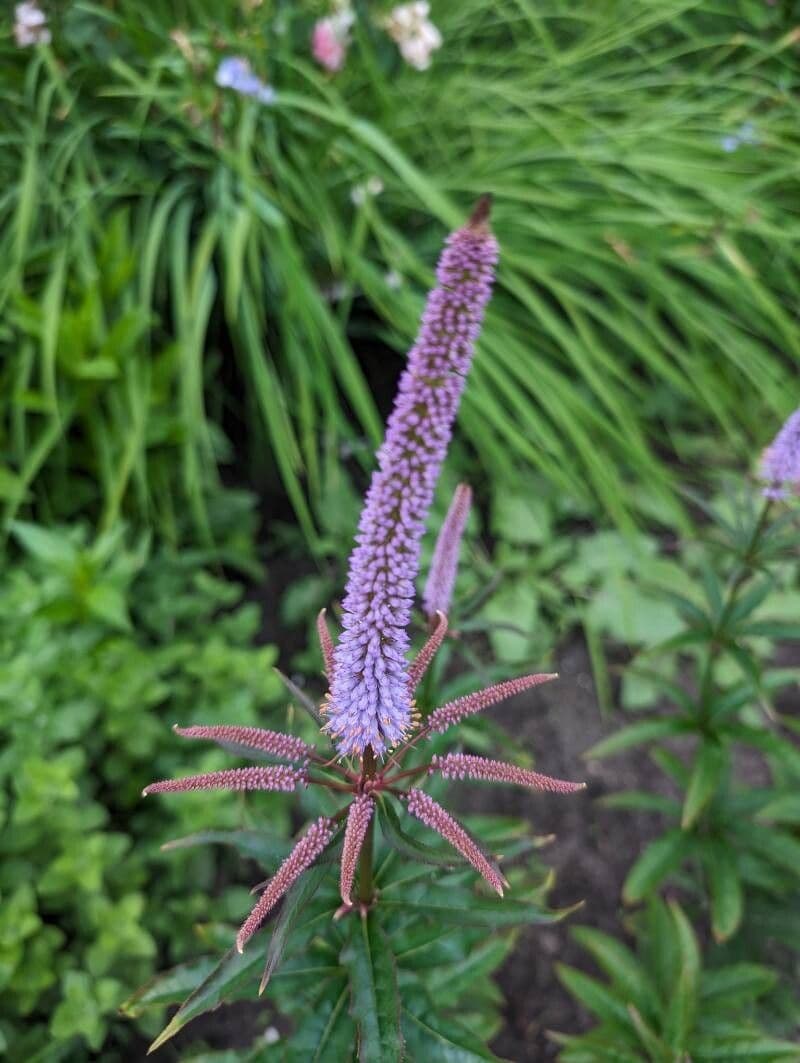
[760,408,800,499]
[431,753,585,795]
[143,765,306,796]
[327,199,498,756]
[237,817,334,952]
[338,794,375,908]
[427,672,558,735]
[173,725,313,763]
[406,789,507,895]
[423,483,472,619]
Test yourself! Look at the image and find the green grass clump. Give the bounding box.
[1,2,797,542]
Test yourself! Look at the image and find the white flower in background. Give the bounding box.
[350,176,384,206]
[384,269,402,289]
[14,2,51,47]
[384,2,442,71]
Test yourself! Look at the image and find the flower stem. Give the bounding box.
[358,747,377,906]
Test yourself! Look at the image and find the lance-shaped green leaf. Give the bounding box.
[380,889,581,929]
[120,957,218,1018]
[260,863,331,994]
[704,845,743,942]
[571,927,659,1020]
[663,902,699,1052]
[585,717,692,760]
[401,1006,496,1061]
[681,742,726,829]
[274,666,321,723]
[623,831,692,904]
[147,944,264,1053]
[160,828,291,867]
[289,983,356,1061]
[377,796,459,869]
[341,913,403,1063]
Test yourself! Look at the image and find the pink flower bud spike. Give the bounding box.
[173,724,313,763]
[423,483,472,620]
[317,609,336,681]
[427,672,558,735]
[407,611,448,693]
[431,753,585,795]
[405,789,507,895]
[337,794,375,912]
[236,818,335,953]
[143,765,307,796]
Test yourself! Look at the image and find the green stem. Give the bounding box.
[698,499,772,720]
[358,747,377,906]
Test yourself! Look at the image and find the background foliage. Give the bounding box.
[1,0,799,1058]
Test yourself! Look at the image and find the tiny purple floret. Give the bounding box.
[760,408,800,499]
[326,199,498,756]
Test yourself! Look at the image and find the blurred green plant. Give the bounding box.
[124,806,567,1058]
[2,1,799,543]
[0,522,292,1060]
[554,897,798,1061]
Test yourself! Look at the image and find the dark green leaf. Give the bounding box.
[401,1007,496,1061]
[147,944,262,1052]
[161,829,291,868]
[341,914,403,1063]
[260,863,331,993]
[681,742,726,829]
[623,831,691,904]
[585,718,692,761]
[377,796,459,869]
[704,847,743,942]
[380,892,578,929]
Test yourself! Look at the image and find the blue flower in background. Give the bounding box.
[215,57,275,104]
[721,121,758,152]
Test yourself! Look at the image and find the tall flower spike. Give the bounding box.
[432,753,585,795]
[406,789,507,895]
[236,817,335,953]
[407,610,448,692]
[427,672,558,735]
[338,794,375,908]
[423,483,472,619]
[760,407,800,499]
[173,725,313,763]
[327,199,498,755]
[143,765,306,796]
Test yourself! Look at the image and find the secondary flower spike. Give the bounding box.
[760,407,800,499]
[423,483,472,619]
[406,789,507,895]
[236,817,335,953]
[326,198,498,755]
[432,753,585,795]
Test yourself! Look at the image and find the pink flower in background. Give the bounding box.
[312,7,355,73]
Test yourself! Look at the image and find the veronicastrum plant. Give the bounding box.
[131,202,585,1057]
[567,409,800,1052]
